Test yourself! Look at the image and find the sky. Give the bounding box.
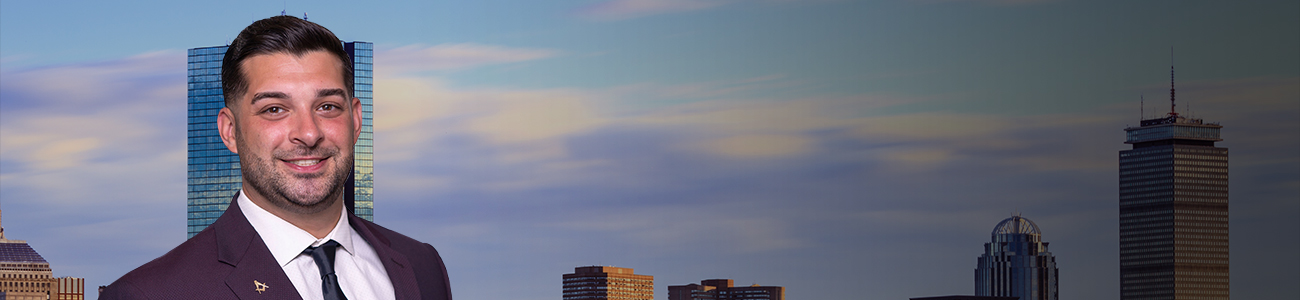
[1,0,1297,299]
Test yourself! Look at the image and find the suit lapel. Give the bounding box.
[351,215,422,300]
[216,195,303,300]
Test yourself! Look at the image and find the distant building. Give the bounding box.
[910,296,1018,300]
[0,210,55,300]
[975,215,1058,300]
[668,279,784,300]
[1119,66,1229,299]
[55,277,85,300]
[563,266,654,300]
[186,41,376,238]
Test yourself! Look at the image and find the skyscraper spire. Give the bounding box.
[1170,47,1177,117]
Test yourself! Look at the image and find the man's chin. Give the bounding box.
[281,185,337,206]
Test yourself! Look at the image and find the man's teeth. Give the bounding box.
[290,159,322,166]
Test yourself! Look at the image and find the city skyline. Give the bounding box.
[1,1,1297,300]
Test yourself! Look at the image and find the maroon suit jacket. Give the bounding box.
[100,199,451,300]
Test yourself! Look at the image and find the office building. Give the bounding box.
[910,297,1018,300]
[1119,66,1229,299]
[187,41,375,238]
[0,210,54,300]
[55,277,85,300]
[669,279,784,300]
[563,266,654,300]
[975,215,1058,300]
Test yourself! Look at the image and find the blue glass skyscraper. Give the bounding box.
[186,42,374,238]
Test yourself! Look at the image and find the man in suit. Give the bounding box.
[101,16,451,300]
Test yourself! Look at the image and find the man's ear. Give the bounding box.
[351,97,363,144]
[217,106,239,154]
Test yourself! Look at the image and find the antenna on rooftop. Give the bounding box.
[1141,94,1145,120]
[1169,47,1177,117]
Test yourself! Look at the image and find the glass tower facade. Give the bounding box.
[975,215,1058,300]
[187,42,375,239]
[345,42,375,221]
[187,46,238,238]
[1119,112,1229,300]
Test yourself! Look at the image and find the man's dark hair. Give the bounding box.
[222,15,353,107]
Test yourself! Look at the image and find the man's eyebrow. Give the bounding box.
[249,91,289,105]
[318,88,347,99]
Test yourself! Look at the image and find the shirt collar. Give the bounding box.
[237,190,356,267]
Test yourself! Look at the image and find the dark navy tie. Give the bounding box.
[304,240,348,300]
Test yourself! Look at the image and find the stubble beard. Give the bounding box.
[238,136,352,215]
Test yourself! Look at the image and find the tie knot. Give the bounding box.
[309,240,341,253]
[304,240,348,300]
[304,240,342,276]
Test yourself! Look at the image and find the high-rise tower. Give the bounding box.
[975,215,1058,300]
[1119,65,1229,299]
[186,41,375,238]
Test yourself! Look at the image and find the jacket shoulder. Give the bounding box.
[353,218,452,300]
[100,226,232,299]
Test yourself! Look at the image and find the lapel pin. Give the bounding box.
[254,280,269,294]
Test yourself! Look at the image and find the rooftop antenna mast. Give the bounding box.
[1141,94,1145,120]
[1169,47,1178,117]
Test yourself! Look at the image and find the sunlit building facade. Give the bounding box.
[563,266,655,300]
[975,215,1058,300]
[187,41,375,238]
[55,277,85,300]
[1119,89,1229,299]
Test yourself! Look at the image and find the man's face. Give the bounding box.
[218,51,362,214]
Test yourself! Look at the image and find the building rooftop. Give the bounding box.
[993,215,1040,236]
[0,242,48,263]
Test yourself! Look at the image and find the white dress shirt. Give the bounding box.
[237,190,396,300]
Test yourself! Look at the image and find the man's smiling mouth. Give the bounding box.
[287,158,325,167]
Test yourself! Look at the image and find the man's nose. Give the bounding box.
[289,110,323,148]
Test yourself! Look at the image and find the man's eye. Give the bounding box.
[262,107,285,114]
[319,104,340,111]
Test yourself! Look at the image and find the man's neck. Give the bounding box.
[242,187,344,239]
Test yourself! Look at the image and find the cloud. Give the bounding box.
[375,43,557,75]
[0,51,180,110]
[702,134,812,158]
[575,0,732,21]
[1,51,185,176]
[0,51,189,293]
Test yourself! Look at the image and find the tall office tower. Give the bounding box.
[975,215,1058,300]
[563,266,655,300]
[187,41,375,238]
[1119,66,1228,300]
[0,211,55,300]
[669,279,784,300]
